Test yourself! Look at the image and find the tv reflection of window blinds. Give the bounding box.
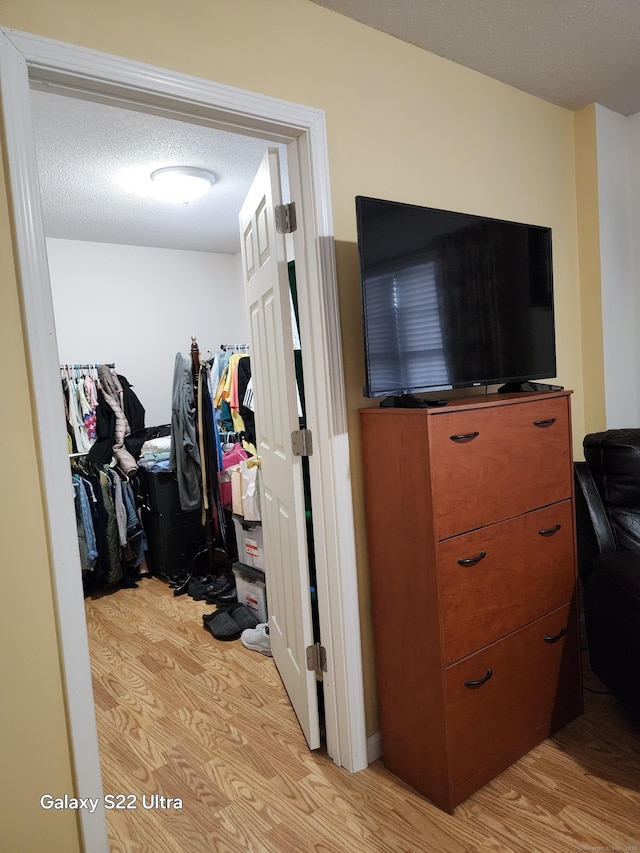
[356,195,556,397]
[365,260,449,394]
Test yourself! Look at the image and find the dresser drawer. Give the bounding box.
[429,395,571,539]
[445,603,581,787]
[438,501,576,663]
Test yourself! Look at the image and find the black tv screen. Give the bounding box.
[355,196,557,398]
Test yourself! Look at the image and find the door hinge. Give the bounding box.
[275,202,297,233]
[306,643,327,681]
[291,428,313,457]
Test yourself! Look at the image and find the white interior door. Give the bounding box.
[239,148,320,749]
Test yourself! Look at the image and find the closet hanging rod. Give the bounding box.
[220,343,250,352]
[60,363,115,370]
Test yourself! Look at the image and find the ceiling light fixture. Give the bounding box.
[150,166,216,204]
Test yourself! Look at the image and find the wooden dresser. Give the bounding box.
[360,390,583,813]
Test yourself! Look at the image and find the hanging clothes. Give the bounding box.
[236,356,256,449]
[201,361,227,553]
[67,376,91,453]
[214,353,257,455]
[118,373,147,458]
[73,473,98,571]
[98,469,124,587]
[65,364,149,593]
[72,459,149,592]
[63,364,143,474]
[217,353,246,435]
[96,365,138,475]
[62,379,78,454]
[87,386,117,465]
[169,352,201,511]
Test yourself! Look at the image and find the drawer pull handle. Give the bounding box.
[543,627,566,644]
[457,550,487,566]
[450,431,479,443]
[533,418,557,428]
[464,668,493,689]
[538,524,561,537]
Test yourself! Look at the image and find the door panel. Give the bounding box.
[239,149,320,749]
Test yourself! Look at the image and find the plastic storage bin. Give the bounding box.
[232,517,265,570]
[232,561,267,623]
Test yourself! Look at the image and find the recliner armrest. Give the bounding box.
[594,550,640,602]
[574,462,616,582]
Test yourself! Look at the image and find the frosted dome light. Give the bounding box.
[150,166,216,204]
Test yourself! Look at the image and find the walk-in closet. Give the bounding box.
[31,86,316,847]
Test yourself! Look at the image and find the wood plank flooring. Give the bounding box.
[86,577,640,852]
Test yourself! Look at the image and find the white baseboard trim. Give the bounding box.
[367,730,382,764]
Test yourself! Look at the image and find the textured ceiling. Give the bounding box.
[310,0,640,116]
[31,3,640,254]
[30,89,287,255]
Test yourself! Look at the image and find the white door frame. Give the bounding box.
[0,28,367,853]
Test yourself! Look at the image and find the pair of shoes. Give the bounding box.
[167,571,189,589]
[202,604,259,640]
[202,578,234,604]
[215,586,238,606]
[188,574,234,603]
[241,623,272,656]
[171,540,208,596]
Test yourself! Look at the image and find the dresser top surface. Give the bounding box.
[360,389,572,416]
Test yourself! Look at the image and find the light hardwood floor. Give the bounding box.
[86,577,640,853]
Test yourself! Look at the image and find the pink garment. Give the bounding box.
[84,374,98,409]
[219,444,249,507]
[222,443,249,470]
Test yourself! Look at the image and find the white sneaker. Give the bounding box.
[241,623,272,656]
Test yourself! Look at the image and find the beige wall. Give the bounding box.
[0,1,594,847]
[574,104,606,441]
[0,167,81,849]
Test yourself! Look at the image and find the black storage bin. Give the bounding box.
[141,469,204,577]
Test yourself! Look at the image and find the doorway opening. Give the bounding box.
[31,93,324,583]
[30,85,326,827]
[0,27,367,851]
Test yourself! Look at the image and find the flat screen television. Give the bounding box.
[355,196,557,399]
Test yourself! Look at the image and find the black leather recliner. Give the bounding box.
[574,428,640,728]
